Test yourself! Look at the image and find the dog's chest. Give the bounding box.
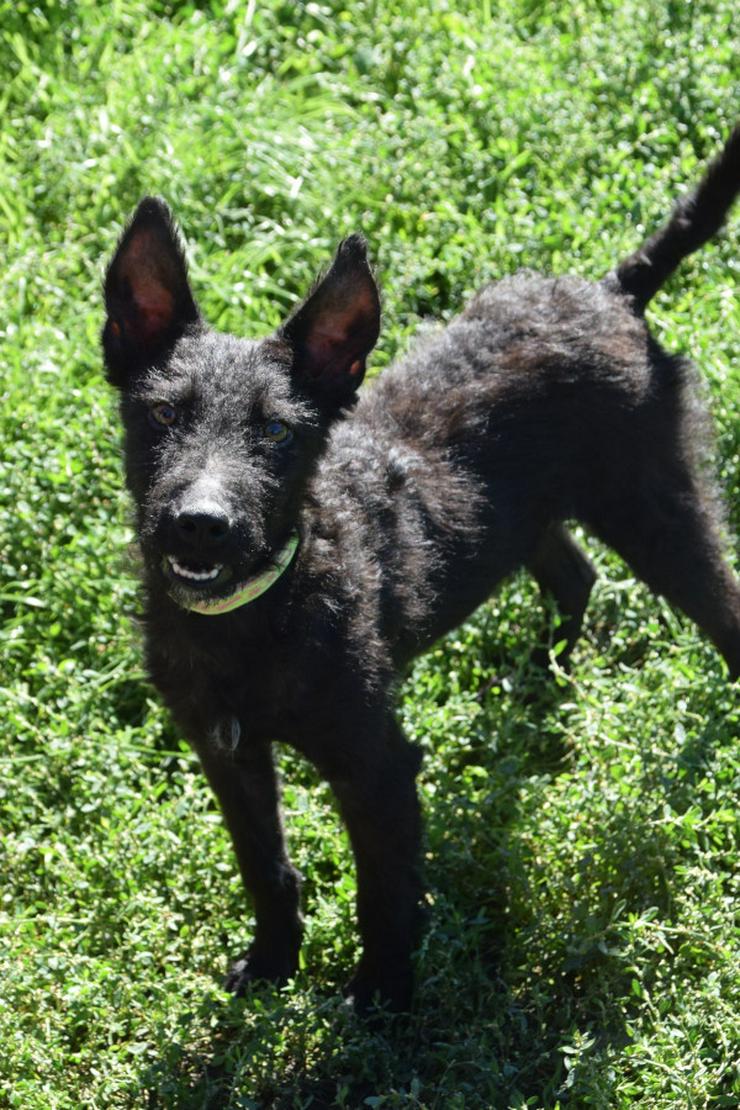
[147,615,333,748]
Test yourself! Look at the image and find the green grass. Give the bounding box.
[1,1,738,1106]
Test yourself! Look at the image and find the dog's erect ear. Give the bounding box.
[280,235,380,406]
[103,197,199,385]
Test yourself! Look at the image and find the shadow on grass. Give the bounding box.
[135,637,734,1108]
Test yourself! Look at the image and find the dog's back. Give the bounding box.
[315,238,736,667]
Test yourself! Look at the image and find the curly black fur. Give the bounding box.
[103,127,740,1013]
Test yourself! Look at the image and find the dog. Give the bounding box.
[103,125,740,1013]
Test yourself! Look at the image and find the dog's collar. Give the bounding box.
[172,531,300,616]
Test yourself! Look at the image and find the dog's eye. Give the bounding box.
[264,419,293,445]
[149,402,177,428]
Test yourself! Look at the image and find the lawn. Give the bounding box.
[0,1,738,1106]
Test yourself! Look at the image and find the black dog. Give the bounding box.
[103,126,740,1012]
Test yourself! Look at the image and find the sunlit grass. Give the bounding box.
[1,1,738,1106]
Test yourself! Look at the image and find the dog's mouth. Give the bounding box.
[163,555,232,592]
[159,531,300,615]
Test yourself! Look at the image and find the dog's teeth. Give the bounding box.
[167,557,222,581]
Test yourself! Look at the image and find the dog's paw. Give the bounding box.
[344,958,413,1017]
[223,947,299,996]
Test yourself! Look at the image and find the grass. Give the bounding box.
[0,0,738,1106]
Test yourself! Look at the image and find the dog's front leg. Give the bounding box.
[325,717,424,1014]
[194,734,303,994]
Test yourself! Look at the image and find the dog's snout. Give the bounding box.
[174,503,231,546]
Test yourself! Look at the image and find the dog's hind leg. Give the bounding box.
[589,475,740,679]
[195,737,304,993]
[528,523,597,667]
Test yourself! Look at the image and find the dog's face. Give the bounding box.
[103,199,380,607]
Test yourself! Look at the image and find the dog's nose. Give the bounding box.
[174,504,231,546]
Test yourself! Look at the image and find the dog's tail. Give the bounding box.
[614,123,740,314]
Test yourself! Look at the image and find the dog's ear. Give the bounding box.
[280,235,380,406]
[103,197,199,385]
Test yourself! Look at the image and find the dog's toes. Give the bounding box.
[223,955,254,996]
[223,948,298,996]
[344,959,413,1018]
